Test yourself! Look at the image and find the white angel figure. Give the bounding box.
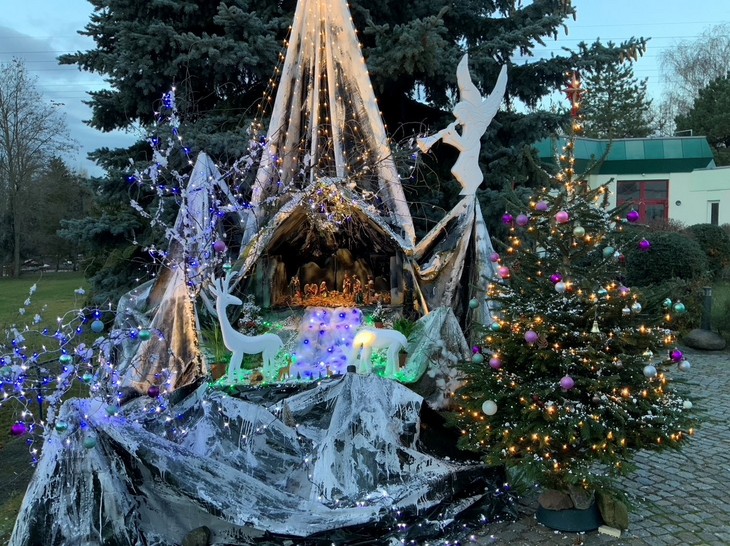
[418,54,507,196]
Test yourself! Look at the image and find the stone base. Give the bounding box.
[536,500,603,532]
[683,329,726,351]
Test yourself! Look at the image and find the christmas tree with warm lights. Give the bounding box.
[454,73,696,526]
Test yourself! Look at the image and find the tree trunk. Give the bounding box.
[12,210,20,278]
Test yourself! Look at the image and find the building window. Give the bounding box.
[616,180,669,224]
[709,201,720,226]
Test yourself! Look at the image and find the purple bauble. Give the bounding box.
[489,252,501,263]
[638,239,651,252]
[559,375,575,390]
[626,210,640,223]
[489,356,502,370]
[549,273,563,284]
[498,266,511,279]
[10,422,27,436]
[213,240,228,254]
[472,346,482,354]
[535,200,549,212]
[670,349,684,362]
[555,210,570,224]
[619,286,631,297]
[516,214,530,227]
[524,330,539,345]
[147,385,161,398]
[502,213,514,225]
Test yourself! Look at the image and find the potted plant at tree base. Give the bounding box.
[369,302,387,328]
[391,316,421,367]
[534,484,603,532]
[451,71,696,537]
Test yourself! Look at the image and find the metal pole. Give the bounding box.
[702,286,713,331]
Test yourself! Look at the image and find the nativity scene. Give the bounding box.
[9,0,511,543]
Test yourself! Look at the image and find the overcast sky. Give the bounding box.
[1,0,729,176]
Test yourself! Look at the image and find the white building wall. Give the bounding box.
[587,168,730,227]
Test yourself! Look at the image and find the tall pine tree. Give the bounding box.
[580,58,654,139]
[675,76,730,166]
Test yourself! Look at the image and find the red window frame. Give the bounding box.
[616,180,669,224]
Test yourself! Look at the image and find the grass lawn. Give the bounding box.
[710,280,730,334]
[0,271,90,541]
[0,271,89,328]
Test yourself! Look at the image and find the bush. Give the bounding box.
[621,229,709,287]
[639,278,704,332]
[684,223,730,280]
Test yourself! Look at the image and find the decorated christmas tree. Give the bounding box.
[454,74,696,520]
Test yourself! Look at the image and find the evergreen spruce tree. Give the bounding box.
[59,0,648,302]
[581,58,654,139]
[453,74,695,505]
[675,76,730,166]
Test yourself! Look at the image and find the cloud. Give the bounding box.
[0,26,134,175]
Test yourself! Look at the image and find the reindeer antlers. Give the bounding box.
[208,270,236,297]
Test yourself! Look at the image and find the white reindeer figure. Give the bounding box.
[349,326,408,377]
[209,275,284,384]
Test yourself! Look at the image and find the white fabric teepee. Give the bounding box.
[245,0,415,246]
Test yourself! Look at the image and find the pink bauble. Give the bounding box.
[536,200,549,212]
[213,240,228,254]
[555,210,570,224]
[489,357,502,370]
[638,239,651,252]
[560,375,575,390]
[549,273,563,284]
[524,330,539,345]
[671,349,684,362]
[502,213,514,225]
[626,210,640,223]
[498,266,511,279]
[489,252,501,263]
[516,214,530,227]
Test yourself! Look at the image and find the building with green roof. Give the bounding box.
[535,136,728,226]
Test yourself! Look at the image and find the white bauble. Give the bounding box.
[482,400,498,416]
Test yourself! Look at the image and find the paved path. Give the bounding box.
[464,346,730,546]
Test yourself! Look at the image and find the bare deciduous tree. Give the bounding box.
[659,23,730,131]
[0,59,72,277]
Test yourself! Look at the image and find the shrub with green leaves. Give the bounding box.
[622,229,709,287]
[684,223,730,280]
